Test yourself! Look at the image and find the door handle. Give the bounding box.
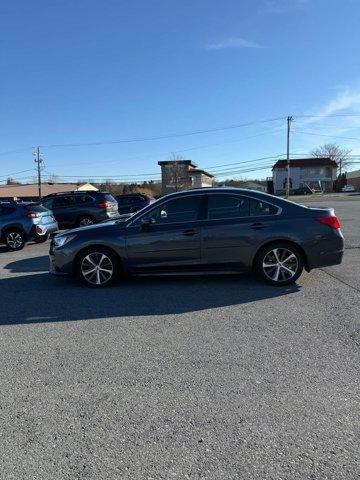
[183,229,197,236]
[250,223,265,230]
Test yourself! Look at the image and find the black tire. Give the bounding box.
[77,216,95,227]
[33,234,48,244]
[256,242,304,286]
[4,230,26,251]
[76,247,120,288]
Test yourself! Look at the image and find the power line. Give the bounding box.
[0,168,36,179]
[295,113,360,119]
[294,130,360,141]
[0,147,34,157]
[42,154,285,180]
[38,117,285,149]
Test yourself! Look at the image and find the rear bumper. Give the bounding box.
[306,232,344,270]
[31,221,59,237]
[307,250,344,270]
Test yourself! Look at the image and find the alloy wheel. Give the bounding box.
[6,232,24,249]
[80,252,114,285]
[79,217,94,226]
[262,247,298,283]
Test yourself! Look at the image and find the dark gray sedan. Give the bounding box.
[49,188,344,287]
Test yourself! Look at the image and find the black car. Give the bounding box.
[0,201,58,251]
[293,186,313,195]
[41,191,118,229]
[49,188,344,288]
[116,193,155,215]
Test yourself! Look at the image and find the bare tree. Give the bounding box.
[167,153,187,191]
[46,172,60,184]
[311,143,352,172]
[6,177,21,185]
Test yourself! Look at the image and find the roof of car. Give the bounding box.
[116,193,148,197]
[44,190,108,197]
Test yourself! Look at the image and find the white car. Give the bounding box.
[342,185,355,192]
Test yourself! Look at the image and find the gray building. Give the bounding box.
[272,157,338,195]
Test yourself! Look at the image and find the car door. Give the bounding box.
[201,193,280,270]
[125,194,205,272]
[51,196,77,227]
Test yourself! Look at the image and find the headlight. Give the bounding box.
[53,234,76,248]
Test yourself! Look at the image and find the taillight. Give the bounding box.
[97,201,112,209]
[314,215,341,229]
[26,212,40,219]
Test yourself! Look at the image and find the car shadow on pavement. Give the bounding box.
[1,256,301,325]
[5,255,49,273]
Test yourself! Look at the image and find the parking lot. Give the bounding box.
[0,197,359,479]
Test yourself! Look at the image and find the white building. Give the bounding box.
[272,158,338,195]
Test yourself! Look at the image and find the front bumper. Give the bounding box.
[49,239,76,276]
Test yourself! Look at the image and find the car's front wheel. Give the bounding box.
[256,242,304,286]
[5,230,26,251]
[76,247,120,287]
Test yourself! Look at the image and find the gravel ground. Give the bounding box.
[0,198,359,479]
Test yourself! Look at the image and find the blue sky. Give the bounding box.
[1,0,360,184]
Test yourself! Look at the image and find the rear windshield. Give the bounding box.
[23,204,49,212]
[102,194,116,203]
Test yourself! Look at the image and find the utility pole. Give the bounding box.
[286,116,293,198]
[34,147,43,200]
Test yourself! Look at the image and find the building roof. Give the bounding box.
[347,169,360,179]
[190,169,214,178]
[272,157,338,170]
[0,183,98,198]
[158,160,197,168]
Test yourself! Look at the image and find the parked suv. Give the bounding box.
[0,201,58,251]
[49,188,344,288]
[41,191,118,229]
[116,193,155,215]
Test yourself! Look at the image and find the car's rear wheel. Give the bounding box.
[78,216,94,227]
[256,242,304,286]
[33,234,48,244]
[5,230,26,251]
[76,247,120,287]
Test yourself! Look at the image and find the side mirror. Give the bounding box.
[140,217,155,232]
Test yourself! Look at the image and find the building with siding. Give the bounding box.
[347,169,360,191]
[272,157,338,195]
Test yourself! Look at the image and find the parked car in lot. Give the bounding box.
[116,193,155,215]
[41,191,118,229]
[0,201,58,251]
[293,186,313,195]
[49,188,344,288]
[342,184,355,192]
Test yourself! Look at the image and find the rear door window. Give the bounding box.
[103,194,116,203]
[24,204,49,213]
[207,194,250,219]
[53,196,76,208]
[75,195,95,204]
[250,199,278,216]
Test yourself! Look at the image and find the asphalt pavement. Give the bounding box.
[0,197,359,479]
